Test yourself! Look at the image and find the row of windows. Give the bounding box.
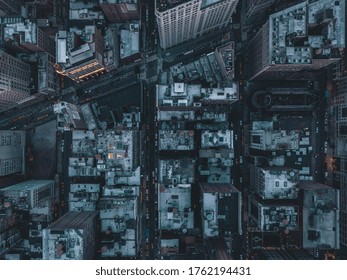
[0,161,22,175]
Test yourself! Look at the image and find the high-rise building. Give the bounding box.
[99,0,140,23]
[249,0,345,80]
[245,0,276,18]
[4,21,56,57]
[42,211,98,260]
[0,50,31,111]
[0,131,25,176]
[334,76,347,249]
[0,0,21,16]
[155,0,239,49]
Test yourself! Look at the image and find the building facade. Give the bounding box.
[0,130,25,176]
[245,0,276,18]
[155,0,239,49]
[42,211,98,260]
[0,0,21,16]
[0,50,31,111]
[334,77,347,249]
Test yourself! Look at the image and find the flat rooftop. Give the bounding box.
[268,0,345,65]
[159,159,195,185]
[156,0,190,12]
[254,166,299,199]
[159,185,194,230]
[120,24,140,59]
[250,129,300,151]
[201,130,233,149]
[159,130,194,150]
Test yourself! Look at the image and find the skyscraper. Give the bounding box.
[155,0,239,49]
[334,76,347,250]
[0,0,21,16]
[249,0,345,80]
[42,211,98,260]
[245,0,276,18]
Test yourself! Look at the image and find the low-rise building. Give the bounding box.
[158,184,194,231]
[158,130,194,151]
[68,183,100,212]
[98,186,140,258]
[55,25,116,82]
[300,181,339,249]
[159,159,195,185]
[201,183,241,238]
[249,199,299,233]
[250,121,300,151]
[250,166,299,200]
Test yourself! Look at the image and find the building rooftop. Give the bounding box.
[157,83,201,107]
[4,21,37,45]
[71,0,96,10]
[157,83,238,107]
[53,102,87,131]
[120,23,140,59]
[159,159,195,185]
[250,129,299,151]
[158,110,196,122]
[69,9,104,20]
[0,181,54,211]
[170,41,237,83]
[70,129,140,180]
[268,0,345,65]
[69,183,100,212]
[200,87,238,104]
[159,185,194,230]
[201,183,241,237]
[72,130,96,156]
[160,239,179,256]
[96,130,139,176]
[214,42,235,81]
[252,166,299,200]
[98,194,139,257]
[300,181,339,249]
[159,130,194,150]
[43,211,98,260]
[250,199,299,232]
[55,25,105,73]
[98,196,139,226]
[156,0,191,12]
[201,130,233,149]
